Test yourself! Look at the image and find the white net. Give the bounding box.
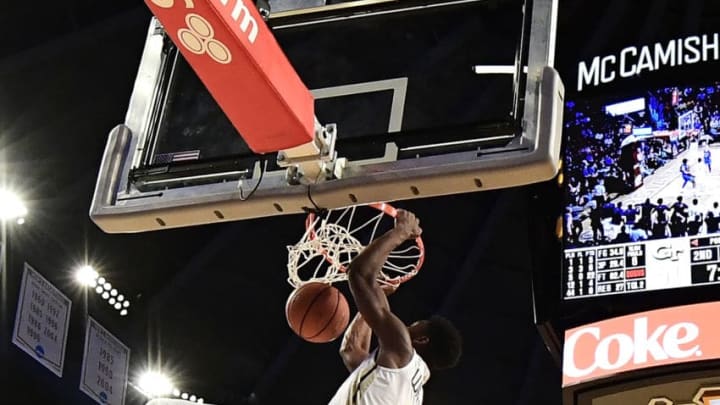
[287,204,424,288]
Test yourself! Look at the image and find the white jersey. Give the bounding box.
[329,350,430,405]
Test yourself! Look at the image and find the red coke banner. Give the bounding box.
[145,0,315,153]
[562,301,720,387]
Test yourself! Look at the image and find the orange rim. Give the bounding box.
[305,202,425,284]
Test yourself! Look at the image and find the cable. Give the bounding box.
[303,152,330,215]
[304,184,328,217]
[239,158,268,201]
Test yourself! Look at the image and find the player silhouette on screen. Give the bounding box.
[704,146,712,173]
[681,158,696,188]
[329,210,462,405]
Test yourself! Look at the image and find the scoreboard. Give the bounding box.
[563,235,720,299]
[689,236,720,285]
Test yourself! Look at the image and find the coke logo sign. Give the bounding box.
[564,318,700,378]
[562,302,720,386]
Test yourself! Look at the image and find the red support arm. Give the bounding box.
[145,0,315,154]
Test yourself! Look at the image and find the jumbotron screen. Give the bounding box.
[561,81,720,299]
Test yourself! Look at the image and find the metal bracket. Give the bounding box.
[276,122,338,185]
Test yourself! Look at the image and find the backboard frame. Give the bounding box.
[90,0,563,233]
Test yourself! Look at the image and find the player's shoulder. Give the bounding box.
[376,341,415,369]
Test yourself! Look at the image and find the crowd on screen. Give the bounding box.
[563,82,720,247]
[565,195,720,246]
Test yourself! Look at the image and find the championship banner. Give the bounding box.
[12,263,72,377]
[80,318,131,405]
[144,0,315,153]
[562,301,720,387]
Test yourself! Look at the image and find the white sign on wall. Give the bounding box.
[80,317,130,405]
[12,263,72,377]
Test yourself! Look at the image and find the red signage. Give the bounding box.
[563,301,720,387]
[145,0,315,153]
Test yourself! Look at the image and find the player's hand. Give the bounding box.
[394,209,422,240]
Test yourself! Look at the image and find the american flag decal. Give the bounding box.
[153,150,201,164]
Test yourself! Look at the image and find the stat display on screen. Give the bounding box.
[561,80,720,299]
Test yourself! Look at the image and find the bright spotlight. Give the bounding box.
[120,309,128,316]
[95,286,104,294]
[173,388,181,397]
[123,301,130,308]
[103,282,112,291]
[109,298,116,305]
[0,189,27,220]
[182,393,189,399]
[114,302,122,310]
[75,265,99,287]
[17,217,25,225]
[198,399,204,404]
[117,294,124,301]
[102,292,110,300]
[138,371,174,398]
[110,289,118,297]
[98,277,106,285]
[190,395,197,401]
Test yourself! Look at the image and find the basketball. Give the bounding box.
[285,282,350,343]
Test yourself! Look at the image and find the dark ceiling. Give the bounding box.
[0,1,565,404]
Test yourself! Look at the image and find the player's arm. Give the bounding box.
[347,210,421,368]
[339,313,372,372]
[338,285,397,372]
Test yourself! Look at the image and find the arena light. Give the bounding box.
[472,64,528,75]
[0,189,27,221]
[632,127,653,136]
[86,273,132,315]
[604,97,645,116]
[75,265,99,287]
[135,372,207,403]
[472,64,515,74]
[137,371,175,398]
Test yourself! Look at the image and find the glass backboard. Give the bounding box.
[90,0,563,232]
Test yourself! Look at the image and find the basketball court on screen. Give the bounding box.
[580,143,720,243]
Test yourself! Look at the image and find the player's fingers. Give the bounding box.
[396,209,409,221]
[400,210,416,225]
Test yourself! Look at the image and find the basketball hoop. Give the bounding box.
[287,202,425,288]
